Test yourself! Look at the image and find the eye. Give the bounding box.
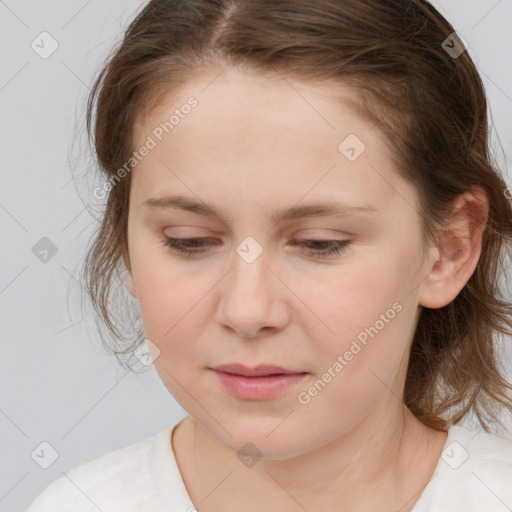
[290,239,351,257]
[161,236,214,256]
[161,236,351,259]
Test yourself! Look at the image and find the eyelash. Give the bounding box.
[160,237,351,259]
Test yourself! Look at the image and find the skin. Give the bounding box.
[125,65,488,511]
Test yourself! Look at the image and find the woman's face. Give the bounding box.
[127,66,432,458]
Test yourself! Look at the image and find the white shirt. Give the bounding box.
[25,419,512,511]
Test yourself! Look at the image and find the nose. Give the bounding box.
[214,244,289,339]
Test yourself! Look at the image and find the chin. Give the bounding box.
[202,413,321,461]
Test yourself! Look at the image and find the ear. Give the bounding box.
[418,187,488,309]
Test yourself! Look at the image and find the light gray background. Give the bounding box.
[1,1,511,510]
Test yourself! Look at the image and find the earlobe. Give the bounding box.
[418,188,488,309]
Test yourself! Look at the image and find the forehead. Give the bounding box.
[135,66,367,149]
[130,66,418,219]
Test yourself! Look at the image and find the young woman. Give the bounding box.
[26,0,512,510]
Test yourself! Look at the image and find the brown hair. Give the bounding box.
[82,0,512,432]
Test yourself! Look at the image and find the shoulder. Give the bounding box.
[445,424,512,472]
[415,425,512,511]
[24,426,174,512]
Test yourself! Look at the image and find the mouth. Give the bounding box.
[211,363,305,377]
[210,363,309,400]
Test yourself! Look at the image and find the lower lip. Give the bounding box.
[212,370,308,400]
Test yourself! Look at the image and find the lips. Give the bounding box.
[210,363,308,400]
[211,363,303,377]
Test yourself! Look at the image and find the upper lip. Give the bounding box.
[211,363,305,377]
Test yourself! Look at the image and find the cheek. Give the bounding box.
[128,232,193,331]
[136,280,205,344]
[305,245,415,381]
[316,256,403,337]
[297,301,413,432]
[131,253,215,364]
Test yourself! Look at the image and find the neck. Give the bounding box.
[173,403,447,512]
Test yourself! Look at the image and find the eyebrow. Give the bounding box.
[143,194,377,224]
